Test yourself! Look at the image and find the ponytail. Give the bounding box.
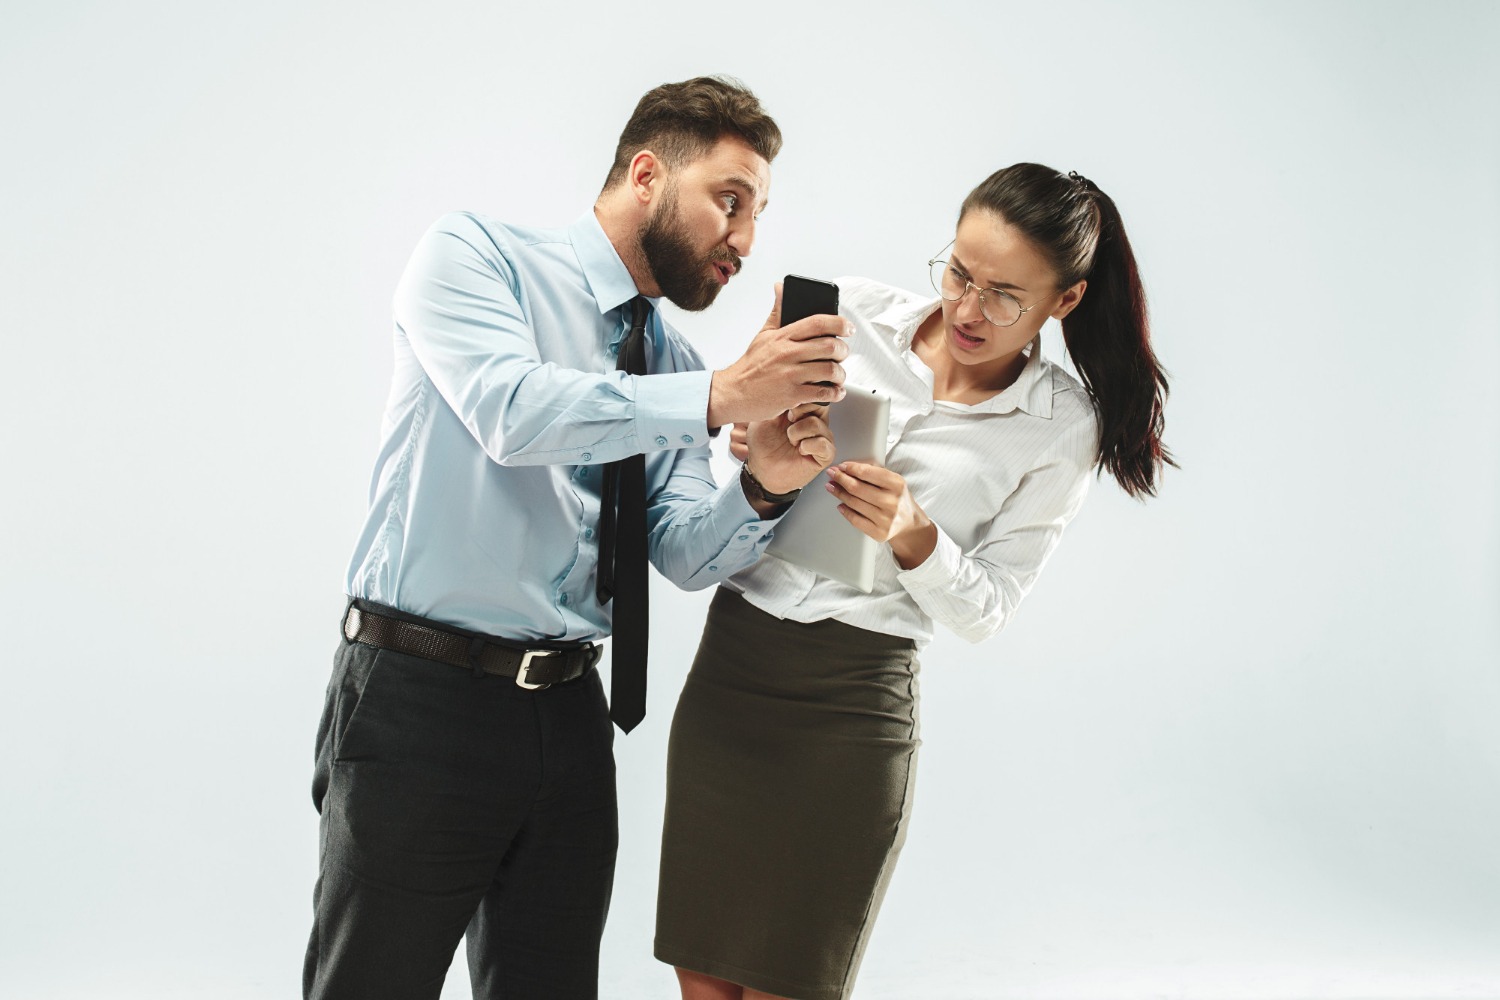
[1058,179,1173,497]
[961,164,1174,498]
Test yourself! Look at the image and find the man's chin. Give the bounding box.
[664,281,722,313]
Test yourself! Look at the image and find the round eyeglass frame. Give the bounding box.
[926,245,1034,328]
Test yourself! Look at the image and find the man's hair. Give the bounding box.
[602,76,782,192]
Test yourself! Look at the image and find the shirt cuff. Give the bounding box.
[678,470,783,585]
[707,467,783,539]
[895,524,963,593]
[634,370,712,452]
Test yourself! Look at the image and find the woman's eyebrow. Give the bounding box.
[952,253,1026,293]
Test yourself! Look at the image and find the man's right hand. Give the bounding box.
[707,282,851,428]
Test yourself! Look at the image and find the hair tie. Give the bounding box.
[1067,170,1094,191]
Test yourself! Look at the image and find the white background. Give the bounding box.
[2,2,1497,998]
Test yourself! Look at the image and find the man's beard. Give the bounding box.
[639,187,740,312]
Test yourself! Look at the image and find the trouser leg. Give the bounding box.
[303,639,554,1000]
[467,669,619,1000]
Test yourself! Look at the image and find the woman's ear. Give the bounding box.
[1050,279,1087,321]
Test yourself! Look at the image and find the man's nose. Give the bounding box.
[726,217,756,258]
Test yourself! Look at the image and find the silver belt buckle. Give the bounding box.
[343,606,363,642]
[515,649,558,690]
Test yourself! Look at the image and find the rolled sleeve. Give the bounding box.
[894,524,1026,644]
[894,524,964,593]
[896,436,1093,644]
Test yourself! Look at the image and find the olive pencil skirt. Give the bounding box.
[655,588,921,1000]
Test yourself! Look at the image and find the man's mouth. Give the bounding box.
[710,259,738,286]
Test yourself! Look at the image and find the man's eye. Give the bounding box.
[722,194,738,214]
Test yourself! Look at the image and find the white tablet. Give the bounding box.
[765,384,891,592]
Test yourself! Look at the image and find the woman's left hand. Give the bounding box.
[825,461,939,569]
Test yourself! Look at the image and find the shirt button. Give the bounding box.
[655,435,668,446]
[681,434,694,444]
[737,534,749,541]
[747,525,759,533]
[581,452,592,462]
[559,594,570,606]
[708,565,718,572]
[584,527,594,540]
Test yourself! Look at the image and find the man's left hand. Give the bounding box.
[741,403,835,495]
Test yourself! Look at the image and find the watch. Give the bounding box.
[740,463,802,505]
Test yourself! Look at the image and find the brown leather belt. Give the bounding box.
[342,602,600,689]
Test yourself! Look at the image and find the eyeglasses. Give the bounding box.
[927,244,1033,328]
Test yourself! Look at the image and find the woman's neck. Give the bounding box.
[912,309,1027,405]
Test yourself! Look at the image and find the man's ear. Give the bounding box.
[629,150,662,207]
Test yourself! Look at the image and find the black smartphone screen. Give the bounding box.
[781,275,841,403]
[781,274,839,326]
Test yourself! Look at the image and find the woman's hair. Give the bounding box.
[961,163,1174,498]
[602,76,782,192]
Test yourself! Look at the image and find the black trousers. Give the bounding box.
[303,612,618,1000]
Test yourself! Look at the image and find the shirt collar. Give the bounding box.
[886,296,1055,418]
[569,210,651,316]
[984,336,1053,417]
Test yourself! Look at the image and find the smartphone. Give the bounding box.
[780,275,841,403]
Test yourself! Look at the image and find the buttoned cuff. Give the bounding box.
[634,370,712,452]
[675,471,782,587]
[895,524,963,592]
[705,470,782,548]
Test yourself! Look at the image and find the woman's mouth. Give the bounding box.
[952,324,985,350]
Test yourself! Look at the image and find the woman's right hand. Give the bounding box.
[825,461,938,570]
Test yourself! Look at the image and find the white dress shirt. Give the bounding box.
[725,277,1100,647]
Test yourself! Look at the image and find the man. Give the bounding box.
[304,76,849,1000]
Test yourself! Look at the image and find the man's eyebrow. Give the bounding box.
[724,174,769,213]
[951,253,1026,293]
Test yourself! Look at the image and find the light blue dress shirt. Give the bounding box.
[345,210,779,640]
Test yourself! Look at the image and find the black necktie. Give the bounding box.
[597,296,649,733]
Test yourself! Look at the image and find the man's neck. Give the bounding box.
[592,198,657,297]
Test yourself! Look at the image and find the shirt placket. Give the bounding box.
[555,302,636,622]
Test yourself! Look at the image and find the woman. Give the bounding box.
[655,163,1173,1000]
